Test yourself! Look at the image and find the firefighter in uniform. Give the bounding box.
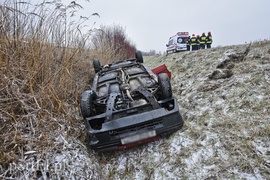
[186,36,190,51]
[196,35,200,50]
[199,32,207,49]
[206,31,213,48]
[190,34,198,51]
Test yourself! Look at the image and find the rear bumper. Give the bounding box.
[86,97,184,152]
[176,46,187,51]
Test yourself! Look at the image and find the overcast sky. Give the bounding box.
[62,0,270,53]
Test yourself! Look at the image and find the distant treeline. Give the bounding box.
[142,50,163,56]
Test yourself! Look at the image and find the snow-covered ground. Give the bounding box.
[1,42,270,179]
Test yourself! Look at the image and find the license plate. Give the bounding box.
[121,130,156,145]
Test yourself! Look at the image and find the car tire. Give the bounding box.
[80,90,97,119]
[93,59,101,73]
[158,73,172,100]
[135,51,143,63]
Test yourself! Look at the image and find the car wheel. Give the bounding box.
[93,59,101,73]
[135,51,143,63]
[80,90,97,119]
[158,73,172,100]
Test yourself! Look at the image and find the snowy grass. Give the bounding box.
[141,42,270,179]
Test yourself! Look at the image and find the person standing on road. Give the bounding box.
[206,31,213,48]
[190,34,198,51]
[199,32,207,49]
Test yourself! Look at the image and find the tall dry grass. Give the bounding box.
[0,0,91,170]
[0,0,135,174]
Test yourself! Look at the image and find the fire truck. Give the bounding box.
[166,32,189,54]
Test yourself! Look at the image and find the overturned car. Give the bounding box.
[80,51,184,152]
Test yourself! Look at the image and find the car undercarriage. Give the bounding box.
[80,51,184,152]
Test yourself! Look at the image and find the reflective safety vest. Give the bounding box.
[206,35,212,44]
[190,37,197,45]
[197,38,200,45]
[186,38,190,45]
[200,35,207,44]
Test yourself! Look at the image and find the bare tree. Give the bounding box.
[91,24,136,63]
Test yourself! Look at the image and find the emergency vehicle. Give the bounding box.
[166,32,189,54]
